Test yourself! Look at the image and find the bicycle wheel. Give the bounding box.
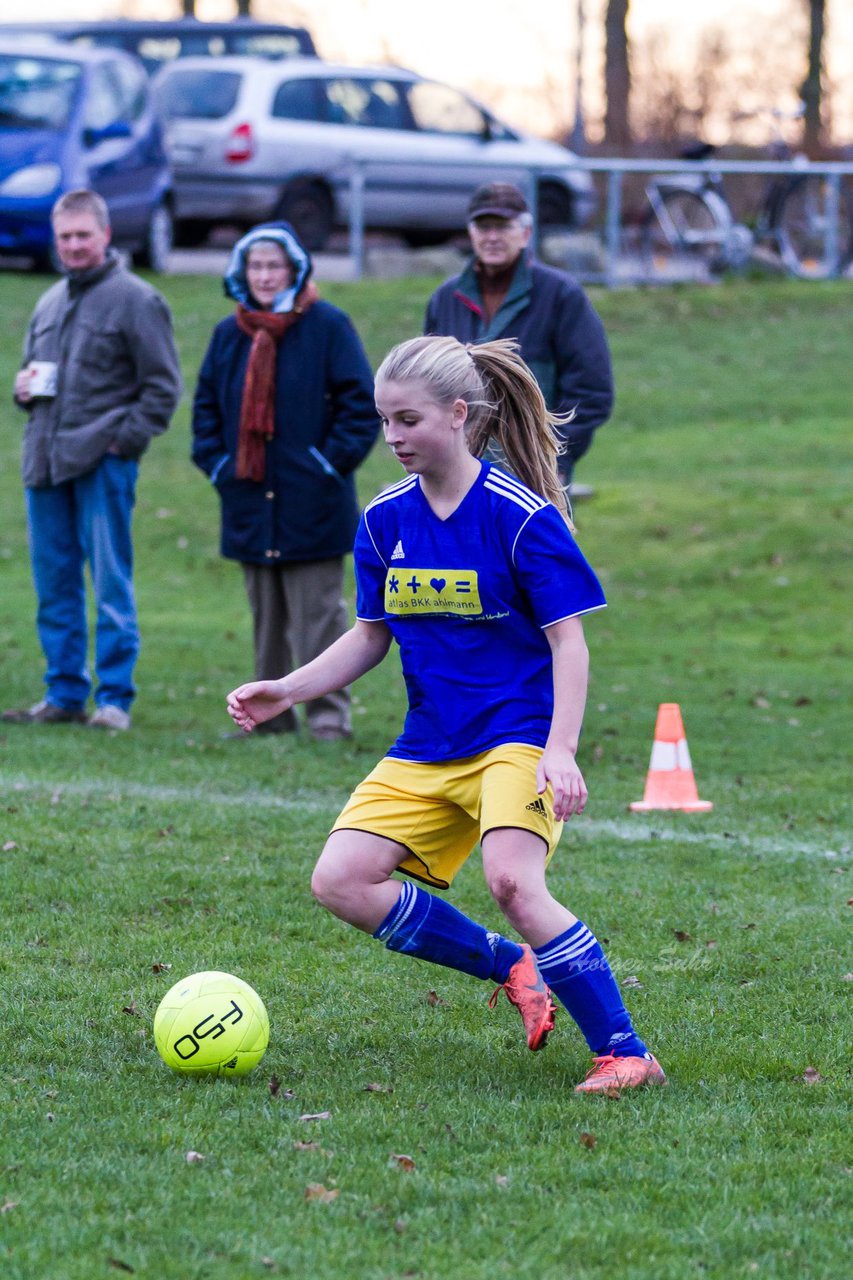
[641,189,729,279]
[772,175,853,279]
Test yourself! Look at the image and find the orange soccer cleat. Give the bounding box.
[574,1053,668,1094]
[489,944,556,1051]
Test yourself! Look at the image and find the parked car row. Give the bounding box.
[154,58,597,252]
[0,19,596,269]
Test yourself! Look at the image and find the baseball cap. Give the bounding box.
[467,183,529,221]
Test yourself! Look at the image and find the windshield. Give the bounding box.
[154,69,241,120]
[0,55,82,129]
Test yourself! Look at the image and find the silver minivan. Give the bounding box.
[153,57,596,250]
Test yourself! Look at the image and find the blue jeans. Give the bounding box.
[25,456,139,712]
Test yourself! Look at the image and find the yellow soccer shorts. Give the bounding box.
[330,743,563,889]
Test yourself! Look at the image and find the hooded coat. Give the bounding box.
[191,223,379,565]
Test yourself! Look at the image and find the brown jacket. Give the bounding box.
[18,250,181,487]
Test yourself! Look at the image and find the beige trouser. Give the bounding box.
[241,558,351,736]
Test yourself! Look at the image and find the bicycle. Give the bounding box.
[641,108,853,280]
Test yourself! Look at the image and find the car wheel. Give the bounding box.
[537,183,573,231]
[173,219,211,249]
[32,241,63,275]
[134,201,174,273]
[402,228,453,248]
[276,181,334,252]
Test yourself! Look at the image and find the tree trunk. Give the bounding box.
[800,0,826,153]
[604,0,631,151]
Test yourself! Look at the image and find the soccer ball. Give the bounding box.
[153,971,269,1078]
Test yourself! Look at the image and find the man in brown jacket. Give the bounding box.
[3,189,181,731]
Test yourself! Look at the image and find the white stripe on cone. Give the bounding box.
[649,739,693,771]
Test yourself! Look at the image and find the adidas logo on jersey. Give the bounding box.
[525,798,548,816]
[390,540,405,560]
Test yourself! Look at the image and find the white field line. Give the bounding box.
[2,774,846,861]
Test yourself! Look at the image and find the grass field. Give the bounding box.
[0,271,850,1280]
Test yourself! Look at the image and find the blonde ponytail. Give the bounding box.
[375,335,572,526]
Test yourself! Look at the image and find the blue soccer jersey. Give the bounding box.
[355,461,606,762]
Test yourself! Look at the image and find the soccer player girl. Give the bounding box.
[226,335,666,1093]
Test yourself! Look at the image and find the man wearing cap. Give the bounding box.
[425,183,613,492]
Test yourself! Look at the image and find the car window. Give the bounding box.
[271,77,323,122]
[322,77,410,130]
[0,54,82,130]
[109,57,148,122]
[155,69,242,120]
[135,37,182,71]
[83,65,124,131]
[69,27,315,71]
[407,81,486,137]
[230,34,305,59]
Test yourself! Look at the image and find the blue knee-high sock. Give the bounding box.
[373,881,523,983]
[534,921,649,1058]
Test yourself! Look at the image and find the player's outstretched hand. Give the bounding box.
[226,680,293,733]
[537,745,588,821]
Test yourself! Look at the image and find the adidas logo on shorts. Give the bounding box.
[525,798,548,816]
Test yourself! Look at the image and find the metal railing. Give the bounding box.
[340,155,853,285]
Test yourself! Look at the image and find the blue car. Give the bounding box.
[0,40,174,271]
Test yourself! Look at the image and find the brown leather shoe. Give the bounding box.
[2,699,87,725]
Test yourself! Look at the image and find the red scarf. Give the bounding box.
[234,285,318,481]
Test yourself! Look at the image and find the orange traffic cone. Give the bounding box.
[629,703,713,812]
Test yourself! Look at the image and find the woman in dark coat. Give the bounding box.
[192,222,379,739]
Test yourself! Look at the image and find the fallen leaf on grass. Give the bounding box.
[260,1259,277,1272]
[843,974,853,983]
[394,1219,407,1233]
[298,1111,331,1122]
[802,1066,823,1085]
[623,975,643,988]
[304,1183,339,1203]
[363,1083,393,1093]
[151,962,172,974]
[495,1175,508,1188]
[603,1086,621,1100]
[293,1141,321,1152]
[121,1002,141,1017]
[185,1151,205,1164]
[1,1200,19,1213]
[107,1261,135,1274]
[673,930,692,943]
[389,1153,416,1171]
[579,1131,597,1150]
[2,841,18,852]
[425,990,447,1006]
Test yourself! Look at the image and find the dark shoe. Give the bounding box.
[2,699,87,725]
[310,725,352,742]
[488,944,556,1051]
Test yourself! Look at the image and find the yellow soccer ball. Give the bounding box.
[153,971,269,1078]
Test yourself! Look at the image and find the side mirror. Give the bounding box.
[84,120,133,147]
